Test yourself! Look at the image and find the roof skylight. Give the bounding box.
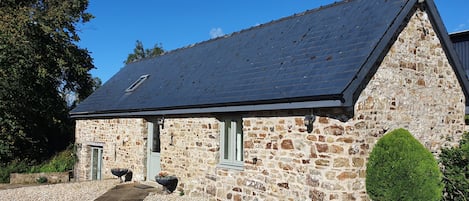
[125,74,149,92]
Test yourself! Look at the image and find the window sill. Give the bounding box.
[217,162,244,171]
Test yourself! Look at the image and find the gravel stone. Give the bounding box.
[0,180,208,201]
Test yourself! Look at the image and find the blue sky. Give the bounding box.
[77,0,469,83]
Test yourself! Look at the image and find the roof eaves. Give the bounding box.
[449,30,469,38]
[70,99,346,119]
[341,0,418,106]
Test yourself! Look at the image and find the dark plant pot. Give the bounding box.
[155,176,178,193]
[111,168,129,182]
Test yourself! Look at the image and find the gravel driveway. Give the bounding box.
[0,180,207,201]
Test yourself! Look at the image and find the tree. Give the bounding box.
[0,0,95,164]
[124,40,164,64]
[366,128,443,201]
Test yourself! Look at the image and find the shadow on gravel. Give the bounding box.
[95,183,156,201]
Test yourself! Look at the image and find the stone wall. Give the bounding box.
[75,118,148,181]
[157,9,466,201]
[160,117,220,196]
[10,172,71,184]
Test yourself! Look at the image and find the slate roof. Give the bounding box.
[71,0,469,118]
[451,31,469,77]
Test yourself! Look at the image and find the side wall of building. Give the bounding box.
[75,118,148,181]
[158,9,466,201]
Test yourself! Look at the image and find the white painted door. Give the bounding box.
[147,122,161,181]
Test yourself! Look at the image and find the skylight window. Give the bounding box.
[125,74,149,92]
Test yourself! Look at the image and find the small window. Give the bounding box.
[218,117,244,169]
[125,74,149,92]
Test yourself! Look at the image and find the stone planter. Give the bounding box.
[155,176,178,193]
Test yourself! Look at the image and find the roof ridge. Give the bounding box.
[157,0,348,57]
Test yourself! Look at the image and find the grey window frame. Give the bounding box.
[217,116,244,170]
[125,74,149,92]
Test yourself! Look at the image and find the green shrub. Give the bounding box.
[0,145,76,183]
[36,176,48,184]
[440,132,469,200]
[0,160,31,183]
[29,146,77,173]
[366,128,443,201]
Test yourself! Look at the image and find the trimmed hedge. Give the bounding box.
[366,128,443,201]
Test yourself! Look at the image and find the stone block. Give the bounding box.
[281,139,294,149]
[330,145,344,154]
[315,159,330,166]
[307,135,317,141]
[333,158,350,168]
[337,172,358,180]
[316,143,328,153]
[324,125,345,136]
[352,158,365,167]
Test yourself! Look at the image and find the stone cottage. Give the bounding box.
[71,0,469,200]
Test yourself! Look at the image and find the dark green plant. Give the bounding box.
[0,160,31,183]
[179,189,185,196]
[440,132,469,200]
[29,145,77,173]
[366,128,443,201]
[36,176,48,184]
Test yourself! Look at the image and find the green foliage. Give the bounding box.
[0,160,31,183]
[366,128,443,201]
[125,40,164,64]
[36,176,47,184]
[0,0,95,164]
[0,146,76,183]
[440,132,469,200]
[179,189,185,196]
[29,146,77,173]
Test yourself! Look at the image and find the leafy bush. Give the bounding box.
[36,176,48,184]
[0,145,76,183]
[29,146,77,173]
[440,132,469,200]
[366,128,443,201]
[0,160,31,183]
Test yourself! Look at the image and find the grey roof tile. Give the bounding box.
[71,0,469,117]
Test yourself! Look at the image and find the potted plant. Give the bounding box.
[155,171,178,193]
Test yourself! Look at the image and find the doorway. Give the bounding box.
[146,121,161,181]
[90,146,103,180]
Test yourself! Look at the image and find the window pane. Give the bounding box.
[97,149,103,180]
[223,120,230,160]
[235,120,243,161]
[91,148,98,180]
[152,123,160,153]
